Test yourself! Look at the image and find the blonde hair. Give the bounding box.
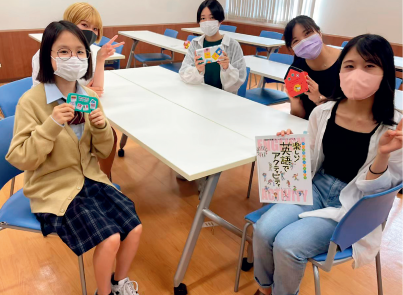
[63,2,103,43]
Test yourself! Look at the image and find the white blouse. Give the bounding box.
[301,101,402,268]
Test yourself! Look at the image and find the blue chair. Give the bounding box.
[255,31,283,57]
[396,77,402,89]
[134,29,179,67]
[220,25,237,32]
[234,184,403,294]
[0,77,32,118]
[0,116,120,295]
[95,36,124,70]
[159,35,198,73]
[244,53,294,105]
[341,41,349,48]
[237,67,251,98]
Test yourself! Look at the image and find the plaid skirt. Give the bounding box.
[35,178,141,256]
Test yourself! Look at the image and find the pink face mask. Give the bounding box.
[340,69,383,100]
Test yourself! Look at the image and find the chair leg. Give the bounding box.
[375,252,383,295]
[312,264,321,295]
[246,162,255,199]
[234,222,252,292]
[10,177,15,197]
[78,255,88,295]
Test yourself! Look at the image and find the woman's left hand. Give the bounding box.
[378,119,403,155]
[97,35,125,62]
[89,108,106,128]
[305,76,322,104]
[218,51,230,70]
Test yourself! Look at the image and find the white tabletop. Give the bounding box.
[118,30,187,55]
[102,71,255,180]
[111,66,308,139]
[182,27,285,49]
[244,55,289,82]
[29,33,125,61]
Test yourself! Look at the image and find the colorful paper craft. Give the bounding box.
[284,66,309,98]
[255,134,313,205]
[196,45,224,64]
[67,93,98,114]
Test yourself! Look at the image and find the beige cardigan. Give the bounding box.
[6,83,114,216]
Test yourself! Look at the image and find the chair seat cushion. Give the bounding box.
[0,183,121,231]
[134,53,172,63]
[245,204,276,223]
[245,88,289,105]
[0,189,41,231]
[159,62,182,73]
[312,247,353,262]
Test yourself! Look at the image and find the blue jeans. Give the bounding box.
[253,169,347,295]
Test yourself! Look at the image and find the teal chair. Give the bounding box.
[396,78,402,89]
[134,29,178,67]
[160,35,198,73]
[234,184,402,294]
[255,31,283,57]
[0,116,121,295]
[0,77,32,118]
[237,67,251,98]
[220,25,237,32]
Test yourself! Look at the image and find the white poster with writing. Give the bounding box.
[255,134,313,205]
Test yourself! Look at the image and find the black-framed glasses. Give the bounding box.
[52,48,91,61]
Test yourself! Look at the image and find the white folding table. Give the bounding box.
[118,30,187,69]
[28,33,125,61]
[182,27,285,57]
[103,68,308,294]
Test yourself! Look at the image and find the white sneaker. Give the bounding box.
[112,277,139,295]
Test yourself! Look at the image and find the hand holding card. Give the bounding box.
[284,66,309,98]
[66,93,99,114]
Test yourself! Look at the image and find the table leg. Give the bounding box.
[118,39,139,157]
[126,40,139,69]
[173,172,252,294]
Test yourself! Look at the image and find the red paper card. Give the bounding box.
[284,66,309,98]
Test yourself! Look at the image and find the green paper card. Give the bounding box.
[66,93,98,113]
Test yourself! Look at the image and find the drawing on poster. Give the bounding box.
[255,134,313,205]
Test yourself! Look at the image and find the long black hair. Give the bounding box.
[330,34,396,125]
[284,15,321,49]
[38,20,93,83]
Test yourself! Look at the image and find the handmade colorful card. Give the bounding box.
[255,134,313,205]
[196,45,224,64]
[66,93,98,114]
[284,66,309,98]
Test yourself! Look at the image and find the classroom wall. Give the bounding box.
[0,0,226,30]
[313,0,402,45]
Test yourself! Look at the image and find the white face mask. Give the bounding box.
[200,20,220,37]
[51,56,88,82]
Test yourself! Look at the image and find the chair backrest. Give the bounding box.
[220,25,237,32]
[268,53,294,65]
[187,35,197,42]
[256,31,283,54]
[331,184,402,251]
[341,41,348,48]
[396,77,402,90]
[0,116,23,190]
[95,36,124,54]
[164,29,179,39]
[237,67,250,98]
[0,77,32,118]
[263,53,294,85]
